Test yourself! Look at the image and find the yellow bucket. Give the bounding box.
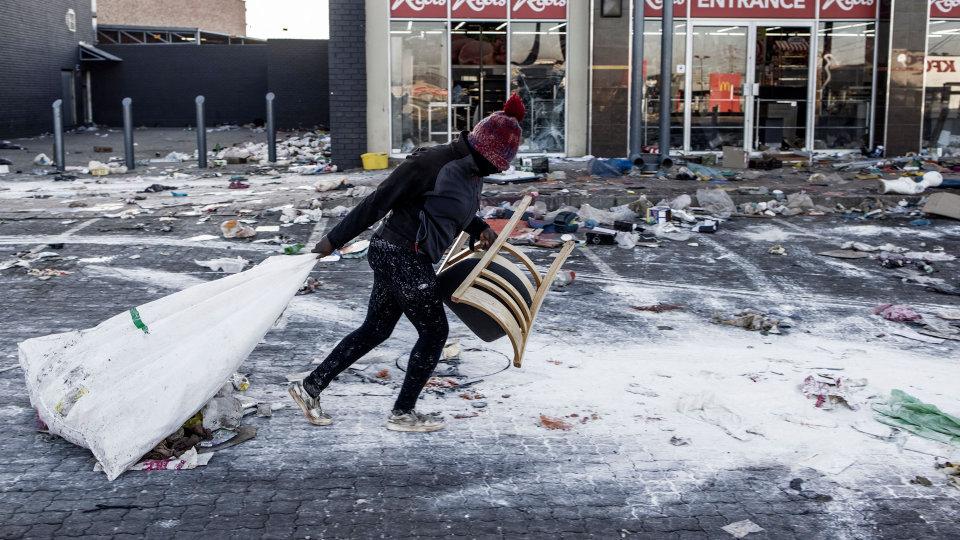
[361,152,389,170]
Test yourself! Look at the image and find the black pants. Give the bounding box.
[303,237,449,413]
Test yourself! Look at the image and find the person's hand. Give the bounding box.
[312,236,334,258]
[477,228,497,250]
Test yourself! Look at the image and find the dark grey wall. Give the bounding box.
[90,45,269,127]
[328,0,367,169]
[90,40,330,129]
[0,0,94,137]
[268,40,329,129]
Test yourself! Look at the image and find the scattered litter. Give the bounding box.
[633,303,683,313]
[220,219,256,239]
[768,244,787,256]
[873,304,922,322]
[95,447,212,473]
[873,390,960,446]
[27,268,71,280]
[715,310,791,335]
[800,373,866,411]
[677,392,754,441]
[721,520,764,539]
[539,414,573,431]
[669,435,690,446]
[194,257,249,274]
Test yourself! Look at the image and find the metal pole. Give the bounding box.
[628,0,645,161]
[122,98,135,170]
[195,95,207,168]
[52,100,65,172]
[266,92,277,163]
[659,0,673,165]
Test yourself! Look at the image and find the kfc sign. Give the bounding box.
[452,0,508,18]
[391,0,447,18]
[691,0,815,18]
[645,0,687,17]
[512,0,567,19]
[820,0,876,19]
[931,0,960,19]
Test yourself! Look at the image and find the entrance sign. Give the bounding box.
[691,0,816,18]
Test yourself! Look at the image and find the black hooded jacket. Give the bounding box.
[326,132,494,264]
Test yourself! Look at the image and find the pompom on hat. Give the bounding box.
[467,94,525,172]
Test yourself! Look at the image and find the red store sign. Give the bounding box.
[820,0,877,19]
[511,0,567,19]
[931,0,960,19]
[390,0,565,19]
[644,0,688,17]
[691,0,815,18]
[390,0,448,19]
[452,0,508,18]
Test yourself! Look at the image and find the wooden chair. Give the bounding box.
[437,195,576,367]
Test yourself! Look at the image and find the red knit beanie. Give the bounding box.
[468,94,525,172]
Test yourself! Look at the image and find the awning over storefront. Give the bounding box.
[78,41,123,62]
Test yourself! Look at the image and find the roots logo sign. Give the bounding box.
[512,0,567,19]
[644,0,686,16]
[932,0,960,18]
[452,0,508,18]
[819,0,876,18]
[390,0,447,18]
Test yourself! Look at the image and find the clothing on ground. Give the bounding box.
[304,237,448,413]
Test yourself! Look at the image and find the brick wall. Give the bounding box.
[96,0,246,36]
[328,0,367,170]
[0,0,94,137]
[268,40,330,129]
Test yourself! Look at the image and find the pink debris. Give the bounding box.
[873,304,922,322]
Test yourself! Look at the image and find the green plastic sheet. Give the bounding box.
[873,389,960,446]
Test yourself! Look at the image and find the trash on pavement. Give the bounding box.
[539,414,573,431]
[314,176,346,192]
[873,390,960,446]
[800,373,866,410]
[194,257,249,274]
[715,310,791,334]
[769,244,787,255]
[220,219,256,239]
[140,184,178,194]
[722,519,764,538]
[873,304,922,322]
[94,447,213,473]
[923,192,960,220]
[879,171,943,194]
[33,153,52,166]
[677,391,754,441]
[696,188,736,219]
[818,249,871,259]
[27,268,71,280]
[18,254,317,480]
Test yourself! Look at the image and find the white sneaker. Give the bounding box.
[288,381,333,426]
[385,410,446,433]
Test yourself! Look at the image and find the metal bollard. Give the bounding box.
[122,98,135,170]
[266,92,277,163]
[195,95,207,168]
[52,100,65,172]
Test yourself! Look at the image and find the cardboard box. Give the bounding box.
[923,192,960,220]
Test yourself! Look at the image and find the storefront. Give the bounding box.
[377,0,589,157]
[925,1,960,154]
[638,0,878,153]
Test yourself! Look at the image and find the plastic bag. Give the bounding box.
[696,188,736,219]
[19,254,317,480]
[873,389,960,446]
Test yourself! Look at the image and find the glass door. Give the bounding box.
[752,25,812,151]
[450,22,508,136]
[689,24,750,151]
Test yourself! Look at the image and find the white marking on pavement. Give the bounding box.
[0,234,276,253]
[579,246,621,279]
[24,218,101,254]
[696,237,786,298]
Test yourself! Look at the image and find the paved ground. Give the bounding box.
[1,128,960,539]
[1,182,959,539]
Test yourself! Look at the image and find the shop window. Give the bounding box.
[452,22,509,139]
[815,22,875,150]
[924,21,960,154]
[511,22,567,154]
[390,21,449,154]
[690,24,746,151]
[643,20,686,151]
